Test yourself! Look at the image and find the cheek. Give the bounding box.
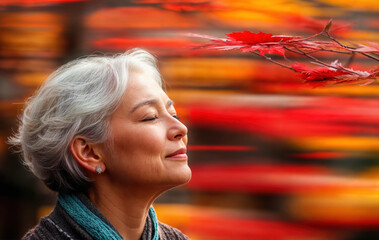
[106,125,168,184]
[111,125,165,162]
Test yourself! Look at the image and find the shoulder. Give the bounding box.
[158,221,190,240]
[22,203,92,240]
[22,217,60,240]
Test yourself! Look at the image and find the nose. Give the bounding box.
[167,116,188,141]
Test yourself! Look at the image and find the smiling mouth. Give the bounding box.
[166,148,187,159]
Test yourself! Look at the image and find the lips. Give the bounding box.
[166,148,187,158]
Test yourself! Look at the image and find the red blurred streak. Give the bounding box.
[187,164,376,194]
[162,3,218,11]
[92,38,193,50]
[291,152,347,159]
[188,145,256,151]
[188,98,379,137]
[188,215,336,240]
[302,217,379,229]
[285,14,351,35]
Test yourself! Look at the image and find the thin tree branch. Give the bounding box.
[251,51,297,72]
[324,32,379,61]
[293,47,362,75]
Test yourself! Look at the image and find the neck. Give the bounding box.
[88,182,164,240]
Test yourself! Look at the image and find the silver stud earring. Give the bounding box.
[95,165,103,174]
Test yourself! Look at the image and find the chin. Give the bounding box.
[164,166,192,188]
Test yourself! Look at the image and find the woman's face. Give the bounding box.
[103,70,191,190]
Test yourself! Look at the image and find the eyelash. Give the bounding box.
[142,114,180,122]
[142,116,157,122]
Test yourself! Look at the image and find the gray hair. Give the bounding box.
[9,48,162,193]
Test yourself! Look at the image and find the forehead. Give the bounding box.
[122,71,167,108]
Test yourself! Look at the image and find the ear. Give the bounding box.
[70,136,106,174]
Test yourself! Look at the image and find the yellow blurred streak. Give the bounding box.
[14,72,50,87]
[288,190,379,223]
[304,85,379,97]
[319,0,379,11]
[212,10,277,23]
[207,0,325,29]
[344,30,379,42]
[218,0,320,17]
[160,58,257,88]
[166,89,238,103]
[289,136,379,151]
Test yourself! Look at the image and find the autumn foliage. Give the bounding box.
[190,20,379,87]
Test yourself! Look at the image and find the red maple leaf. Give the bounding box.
[225,31,300,56]
[291,62,376,86]
[291,63,349,81]
[227,31,274,44]
[226,31,297,44]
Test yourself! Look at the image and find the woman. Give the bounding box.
[10,49,191,240]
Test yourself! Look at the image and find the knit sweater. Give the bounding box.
[22,193,189,240]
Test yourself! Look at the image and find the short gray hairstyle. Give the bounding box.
[9,48,162,193]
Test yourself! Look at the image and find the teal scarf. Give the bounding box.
[58,193,159,240]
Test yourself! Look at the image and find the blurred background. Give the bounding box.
[0,0,378,239]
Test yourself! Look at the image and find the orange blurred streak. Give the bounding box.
[0,59,57,72]
[344,30,379,42]
[85,7,202,29]
[188,216,335,240]
[160,58,257,88]
[14,73,50,86]
[204,0,325,31]
[257,82,379,96]
[0,12,64,58]
[0,100,26,118]
[92,38,193,50]
[0,12,64,29]
[319,0,379,11]
[289,136,379,152]
[188,145,256,151]
[288,192,379,227]
[134,0,208,3]
[155,204,337,240]
[160,57,375,94]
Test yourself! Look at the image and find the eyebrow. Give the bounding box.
[130,99,174,113]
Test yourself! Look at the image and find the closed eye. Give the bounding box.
[173,115,180,120]
[142,116,158,122]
